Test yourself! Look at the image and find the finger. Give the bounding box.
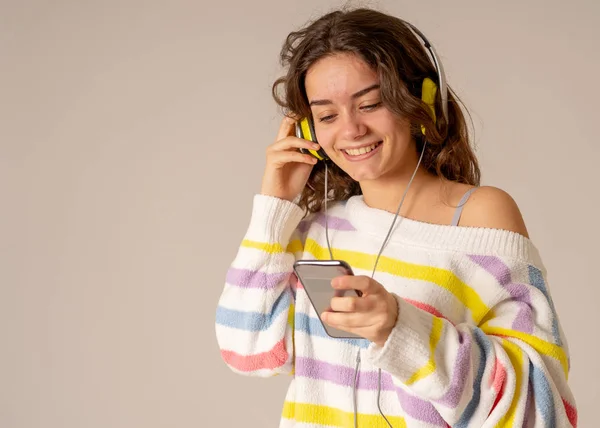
[332,275,375,294]
[329,296,371,313]
[268,150,318,167]
[322,311,373,329]
[275,116,296,141]
[270,136,320,153]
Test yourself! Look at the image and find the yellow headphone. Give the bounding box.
[296,115,327,161]
[420,77,438,135]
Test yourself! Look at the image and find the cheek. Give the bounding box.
[380,115,408,137]
[314,127,336,150]
[394,117,413,137]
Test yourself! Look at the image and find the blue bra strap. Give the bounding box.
[451,187,478,226]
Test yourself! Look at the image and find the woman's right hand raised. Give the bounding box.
[260,116,321,202]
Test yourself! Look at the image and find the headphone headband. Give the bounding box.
[399,19,449,122]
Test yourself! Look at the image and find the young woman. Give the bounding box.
[215,7,577,428]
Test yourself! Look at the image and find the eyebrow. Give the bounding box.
[308,84,381,106]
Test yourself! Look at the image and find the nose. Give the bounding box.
[339,112,367,141]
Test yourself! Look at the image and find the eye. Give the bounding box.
[360,102,382,112]
[318,114,337,123]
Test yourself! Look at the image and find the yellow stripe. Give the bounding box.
[288,302,295,376]
[405,316,444,385]
[287,303,295,328]
[302,238,491,322]
[495,340,523,428]
[483,326,569,377]
[241,239,284,254]
[287,239,304,254]
[240,239,305,255]
[282,402,406,428]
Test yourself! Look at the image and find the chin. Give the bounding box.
[343,167,383,183]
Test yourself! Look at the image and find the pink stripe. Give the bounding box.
[492,359,506,392]
[291,273,303,289]
[489,359,506,414]
[221,339,288,372]
[404,298,454,324]
[562,398,578,427]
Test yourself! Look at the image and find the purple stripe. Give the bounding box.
[469,255,512,285]
[297,213,356,233]
[296,357,445,425]
[225,267,289,289]
[392,382,447,426]
[295,356,391,390]
[468,255,534,333]
[435,328,472,407]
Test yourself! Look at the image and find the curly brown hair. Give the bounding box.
[271,7,481,214]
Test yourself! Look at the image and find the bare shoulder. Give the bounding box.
[459,185,530,238]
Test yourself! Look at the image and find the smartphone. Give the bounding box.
[293,259,363,339]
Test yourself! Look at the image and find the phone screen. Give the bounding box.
[293,260,363,339]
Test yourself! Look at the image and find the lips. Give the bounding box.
[341,141,383,161]
[343,141,382,156]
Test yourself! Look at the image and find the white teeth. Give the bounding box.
[345,142,380,156]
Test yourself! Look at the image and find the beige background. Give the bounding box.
[1,0,598,426]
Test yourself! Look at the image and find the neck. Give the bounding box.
[360,166,434,214]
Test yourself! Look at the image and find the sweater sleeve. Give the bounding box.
[215,194,306,377]
[364,257,578,427]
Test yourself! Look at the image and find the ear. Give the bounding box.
[420,77,438,136]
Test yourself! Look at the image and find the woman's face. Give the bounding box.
[304,53,415,183]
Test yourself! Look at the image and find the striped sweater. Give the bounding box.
[215,194,577,427]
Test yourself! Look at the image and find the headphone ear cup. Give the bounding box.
[420,77,438,136]
[297,117,328,161]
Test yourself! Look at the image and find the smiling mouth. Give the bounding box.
[343,141,382,156]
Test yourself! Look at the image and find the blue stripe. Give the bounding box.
[530,361,556,427]
[455,328,492,428]
[528,266,562,346]
[215,290,291,331]
[216,290,368,348]
[295,313,369,348]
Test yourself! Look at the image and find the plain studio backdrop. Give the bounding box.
[1,0,598,426]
